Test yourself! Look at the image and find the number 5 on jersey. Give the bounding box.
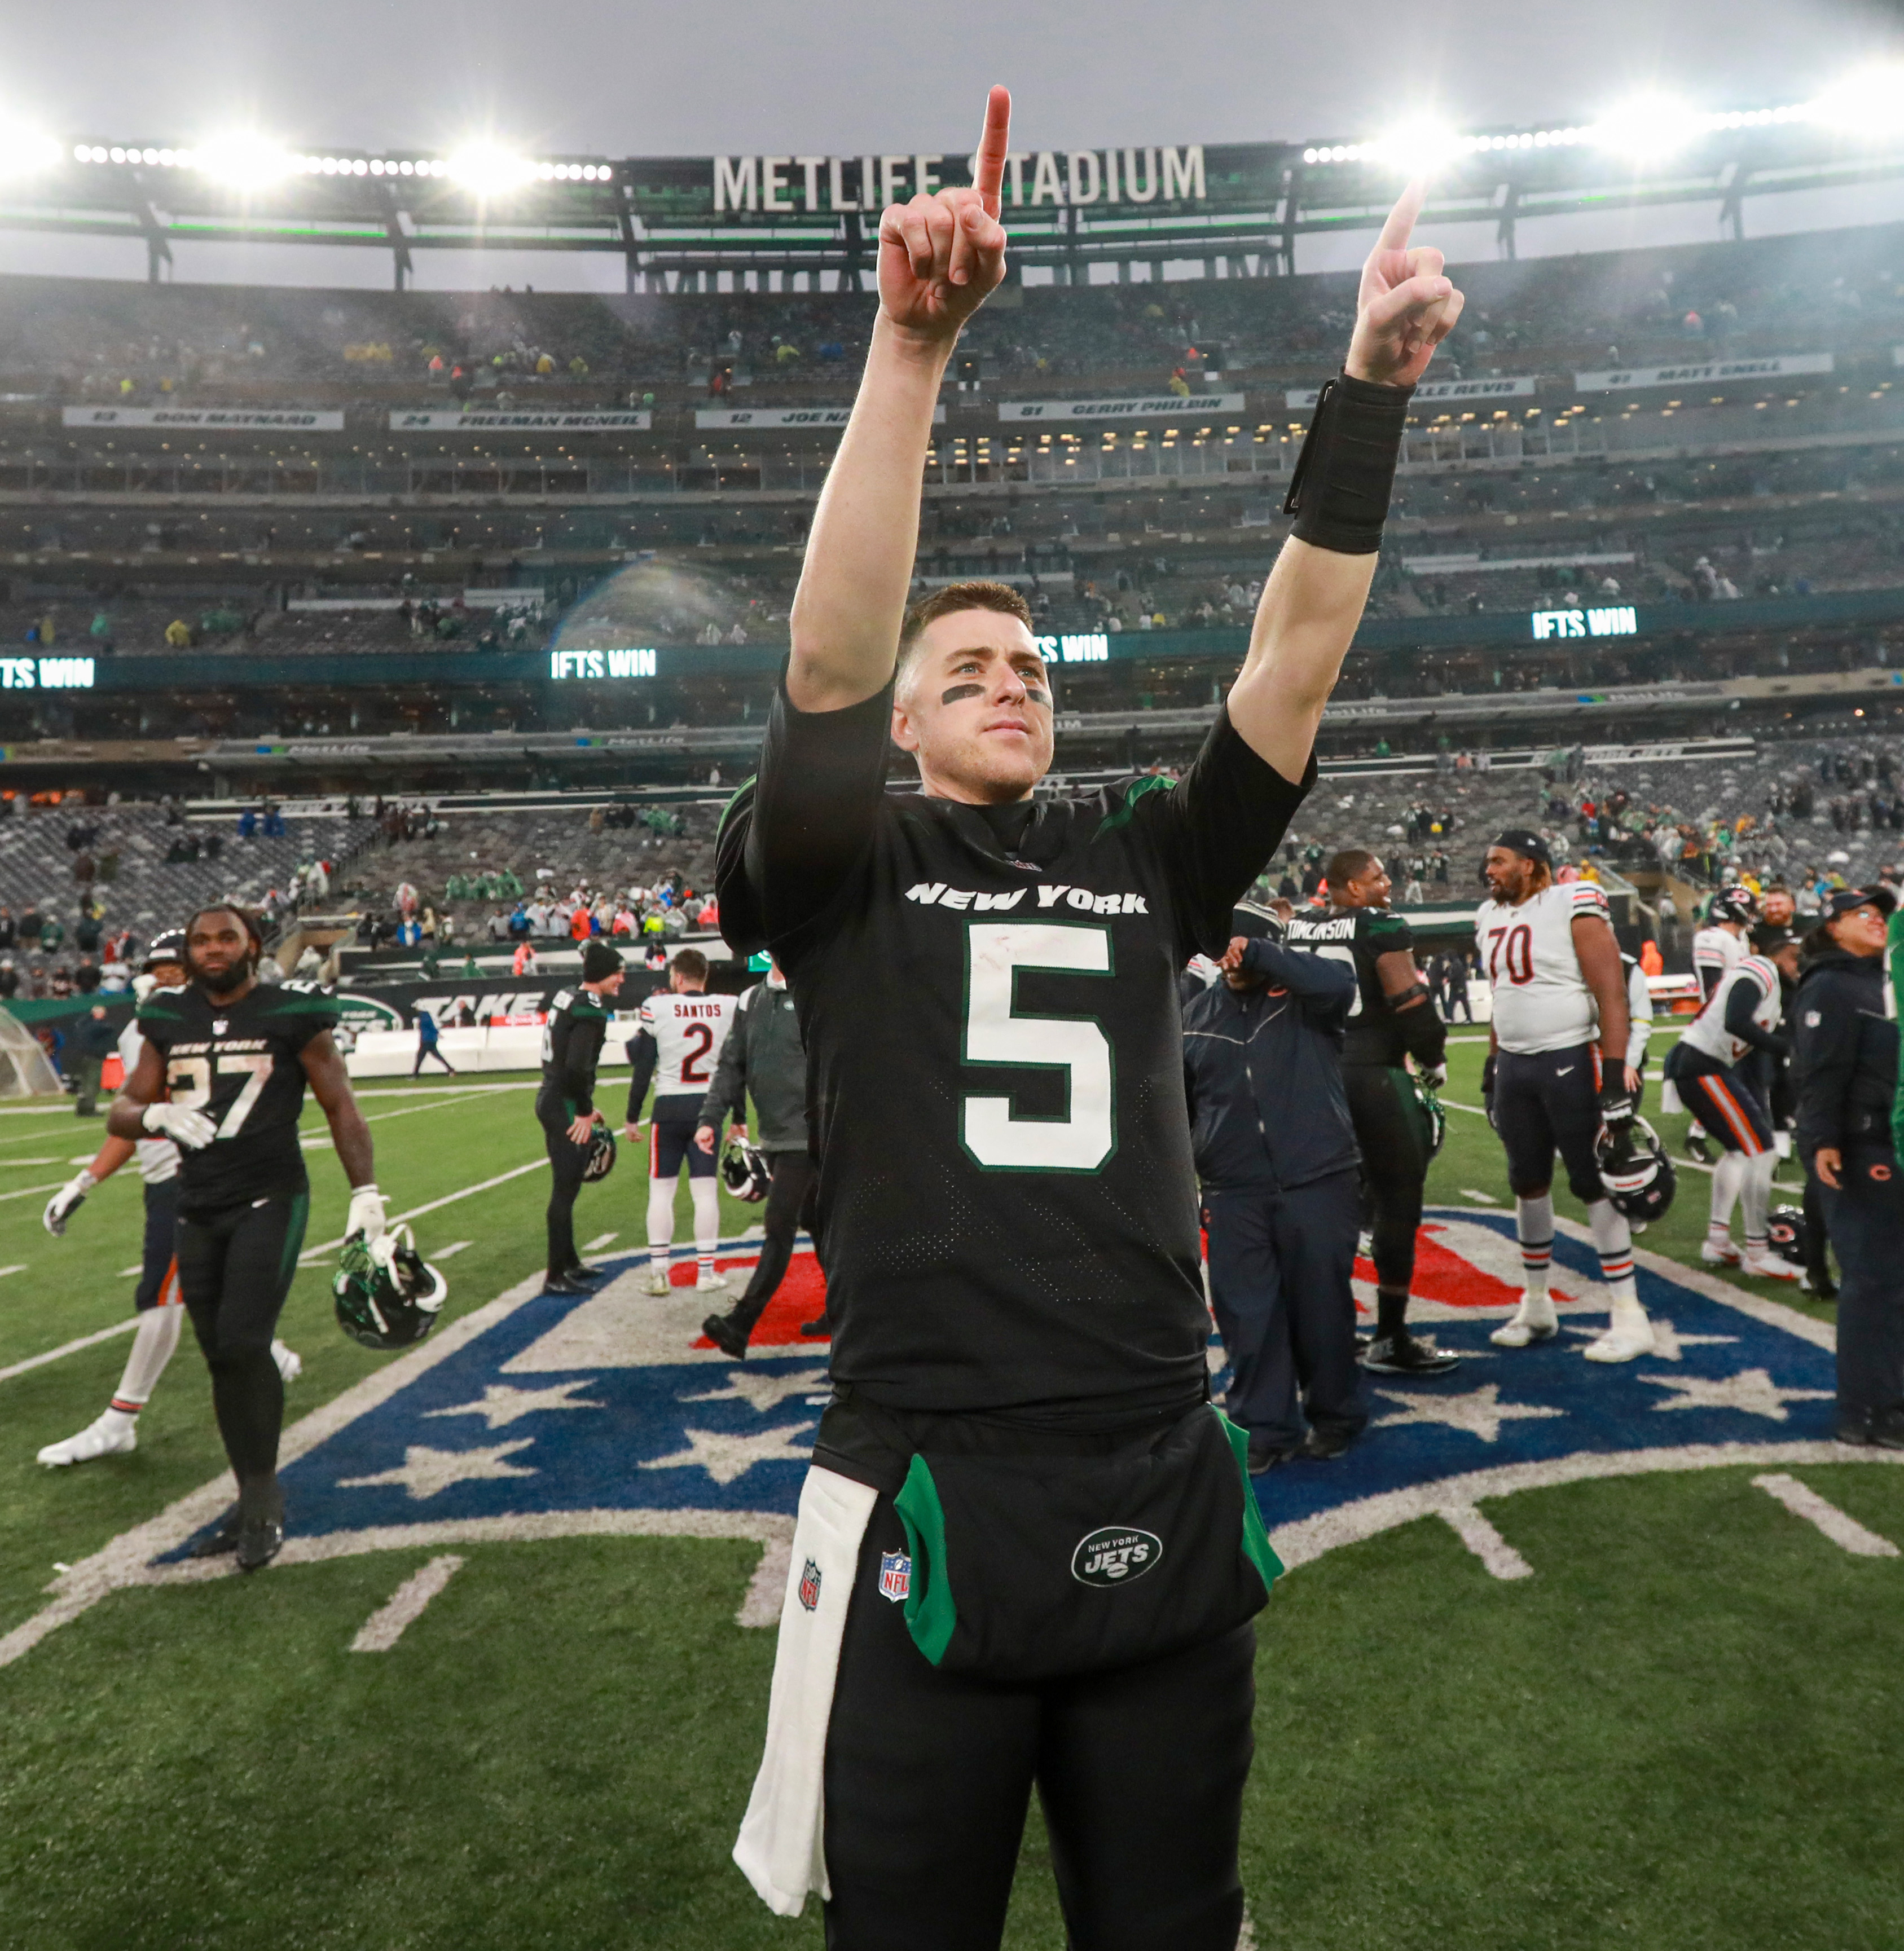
[961,922,1115,1173]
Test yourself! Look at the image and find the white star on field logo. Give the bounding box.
[1373,1385,1567,1445]
[641,1422,816,1486]
[1638,1368,1833,1422]
[424,1381,605,1430]
[339,1441,538,1501]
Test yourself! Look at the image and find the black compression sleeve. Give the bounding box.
[626,1030,657,1122]
[1137,708,1315,961]
[1395,989,1448,1068]
[719,673,894,956]
[1282,373,1414,554]
[1724,976,1787,1055]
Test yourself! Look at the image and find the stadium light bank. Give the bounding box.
[0,65,1894,192]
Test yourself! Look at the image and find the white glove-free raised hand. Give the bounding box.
[346,1183,387,1243]
[42,1169,96,1236]
[142,1102,217,1150]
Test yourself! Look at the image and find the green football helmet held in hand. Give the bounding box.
[333,1223,448,1351]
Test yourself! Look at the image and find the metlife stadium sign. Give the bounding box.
[710,146,1208,215]
[0,657,95,689]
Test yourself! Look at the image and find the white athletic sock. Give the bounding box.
[647,1177,676,1269]
[109,1305,183,1414]
[1709,1152,1746,1239]
[1586,1198,1641,1309]
[1515,1194,1555,1301]
[691,1177,720,1279]
[1742,1150,1777,1249]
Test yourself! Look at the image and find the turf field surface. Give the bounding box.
[2,1044,1902,1950]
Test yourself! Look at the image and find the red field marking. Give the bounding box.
[688,1250,829,1348]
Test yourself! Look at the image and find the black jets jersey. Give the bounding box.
[136,979,340,1216]
[717,680,1311,1417]
[537,986,610,1122]
[1283,905,1421,1067]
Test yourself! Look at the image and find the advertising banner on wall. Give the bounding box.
[1571,353,1833,393]
[62,406,346,430]
[386,409,653,431]
[694,403,945,428]
[998,391,1247,422]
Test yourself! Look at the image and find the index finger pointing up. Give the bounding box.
[973,84,1012,218]
[1375,179,1426,256]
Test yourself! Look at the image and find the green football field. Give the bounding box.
[2,1036,1902,1951]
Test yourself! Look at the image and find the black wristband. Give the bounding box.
[1282,371,1414,555]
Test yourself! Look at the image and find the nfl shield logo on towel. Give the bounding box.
[878,1551,911,1603]
[798,1557,822,1611]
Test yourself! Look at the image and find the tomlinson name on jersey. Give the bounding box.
[905,882,1151,915]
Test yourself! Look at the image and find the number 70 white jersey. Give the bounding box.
[1475,881,1611,1054]
[637,990,737,1098]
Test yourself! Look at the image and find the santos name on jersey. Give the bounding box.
[1283,904,1419,1067]
[1681,953,1782,1068]
[718,681,1311,1417]
[135,980,341,1214]
[1475,880,1611,1055]
[633,990,737,1106]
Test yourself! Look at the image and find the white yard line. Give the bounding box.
[0,1316,138,1382]
[301,1085,526,1148]
[429,1241,473,1261]
[0,1179,71,1204]
[298,1157,549,1262]
[1437,1499,1534,1579]
[348,1082,542,1100]
[1752,1473,1900,1557]
[1458,1188,1500,1204]
[350,1554,465,1651]
[582,1232,618,1253]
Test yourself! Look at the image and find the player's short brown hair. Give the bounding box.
[1326,848,1379,888]
[670,947,709,983]
[896,580,1036,698]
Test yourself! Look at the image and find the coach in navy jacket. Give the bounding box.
[1184,930,1367,1470]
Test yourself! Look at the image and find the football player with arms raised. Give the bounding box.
[722,85,1462,1949]
[109,906,381,1570]
[1478,834,1655,1361]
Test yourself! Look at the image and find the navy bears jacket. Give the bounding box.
[1793,946,1899,1169]
[1182,936,1360,1193]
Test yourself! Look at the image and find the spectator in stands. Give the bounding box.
[164,618,191,649]
[73,957,100,996]
[513,939,539,979]
[0,958,17,999]
[39,914,63,954]
[486,906,512,943]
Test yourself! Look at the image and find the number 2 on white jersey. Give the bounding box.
[961,922,1114,1172]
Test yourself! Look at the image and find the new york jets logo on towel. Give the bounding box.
[1072,1527,1162,1587]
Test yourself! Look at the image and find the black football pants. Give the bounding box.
[176,1191,308,1492]
[729,1148,819,1338]
[1203,1168,1366,1449]
[541,1113,590,1280]
[823,1490,1255,1951]
[1818,1157,1904,1425]
[1343,1064,1433,1300]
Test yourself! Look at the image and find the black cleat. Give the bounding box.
[1684,1131,1714,1164]
[562,1264,609,1285]
[1361,1331,1461,1376]
[1299,1425,1357,1461]
[1837,1410,1904,1451]
[702,1312,749,1361]
[189,1506,242,1557]
[542,1274,593,1296]
[1246,1438,1301,1475]
[236,1517,283,1573]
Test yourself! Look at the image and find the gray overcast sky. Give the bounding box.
[1,0,1900,286]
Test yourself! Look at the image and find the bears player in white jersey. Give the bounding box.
[1664,931,1804,1276]
[35,928,301,1466]
[1478,833,1656,1362]
[1682,887,1756,1158]
[625,946,737,1295]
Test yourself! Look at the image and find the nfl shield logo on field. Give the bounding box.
[798,1557,822,1611]
[877,1550,911,1604]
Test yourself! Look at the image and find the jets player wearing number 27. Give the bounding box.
[110,904,382,1573]
[720,84,1462,1949]
[1478,835,1655,1361]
